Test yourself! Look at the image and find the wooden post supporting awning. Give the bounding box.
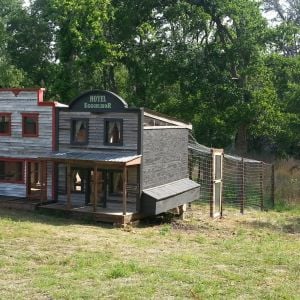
[39,160,47,204]
[123,166,127,216]
[67,162,72,209]
[93,165,98,212]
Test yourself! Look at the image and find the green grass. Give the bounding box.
[0,204,299,299]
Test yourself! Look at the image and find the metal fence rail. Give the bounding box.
[188,135,274,217]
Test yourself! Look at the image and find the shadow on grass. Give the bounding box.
[0,208,114,229]
[241,216,300,234]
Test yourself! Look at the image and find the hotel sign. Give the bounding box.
[69,90,128,112]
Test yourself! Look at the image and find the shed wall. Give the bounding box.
[142,128,189,189]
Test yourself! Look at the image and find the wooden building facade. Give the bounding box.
[0,89,200,223]
[0,89,61,201]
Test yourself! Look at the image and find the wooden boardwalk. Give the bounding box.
[0,196,141,224]
[0,196,40,211]
[38,202,141,225]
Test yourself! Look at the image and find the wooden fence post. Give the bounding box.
[271,164,275,208]
[220,153,224,218]
[210,150,214,218]
[260,162,264,211]
[240,158,245,214]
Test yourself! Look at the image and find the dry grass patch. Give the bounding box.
[0,204,299,299]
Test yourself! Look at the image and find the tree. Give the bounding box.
[6,0,56,90]
[47,0,122,102]
[0,0,25,87]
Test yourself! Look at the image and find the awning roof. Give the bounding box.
[39,151,141,165]
[143,178,200,201]
[0,152,42,159]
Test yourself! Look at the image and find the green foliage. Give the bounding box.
[0,0,299,157]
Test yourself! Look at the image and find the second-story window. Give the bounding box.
[0,113,11,136]
[105,119,123,145]
[22,113,39,137]
[71,119,88,145]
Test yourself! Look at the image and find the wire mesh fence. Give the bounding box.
[188,134,274,217]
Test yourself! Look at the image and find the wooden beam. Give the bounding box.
[67,163,71,209]
[93,166,98,212]
[126,157,141,166]
[40,161,45,204]
[122,166,127,216]
[240,158,245,214]
[43,158,125,169]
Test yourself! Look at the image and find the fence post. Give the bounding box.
[240,158,245,214]
[197,158,201,182]
[271,164,275,208]
[210,149,214,218]
[260,162,264,211]
[220,153,224,218]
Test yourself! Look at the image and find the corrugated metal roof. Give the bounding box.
[143,178,200,201]
[39,151,141,163]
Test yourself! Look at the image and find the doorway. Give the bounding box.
[27,161,45,200]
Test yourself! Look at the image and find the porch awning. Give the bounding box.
[141,178,200,215]
[38,151,141,166]
[0,152,43,159]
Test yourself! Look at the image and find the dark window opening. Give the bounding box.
[109,171,123,195]
[105,119,122,145]
[0,160,23,183]
[71,119,88,144]
[0,114,11,136]
[22,114,39,137]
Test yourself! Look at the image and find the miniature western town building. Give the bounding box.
[0,89,64,202]
[0,88,200,224]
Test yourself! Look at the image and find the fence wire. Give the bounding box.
[188,134,274,216]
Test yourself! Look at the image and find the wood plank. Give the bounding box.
[93,166,98,212]
[67,163,71,209]
[122,166,127,215]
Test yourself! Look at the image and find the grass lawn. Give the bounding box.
[0,203,299,300]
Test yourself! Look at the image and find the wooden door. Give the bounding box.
[211,149,223,217]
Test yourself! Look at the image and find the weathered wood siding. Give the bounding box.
[143,128,189,189]
[0,91,54,198]
[58,111,139,152]
[0,91,53,153]
[0,183,26,197]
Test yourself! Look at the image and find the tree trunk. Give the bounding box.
[235,124,248,156]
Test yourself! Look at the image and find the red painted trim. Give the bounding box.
[22,113,39,137]
[0,158,24,184]
[0,113,12,136]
